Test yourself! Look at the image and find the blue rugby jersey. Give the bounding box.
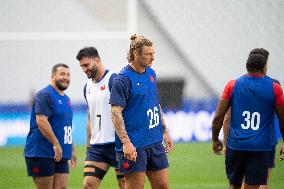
[225,75,278,151]
[24,85,73,159]
[110,65,163,151]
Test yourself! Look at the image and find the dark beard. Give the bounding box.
[88,67,97,79]
[55,80,69,91]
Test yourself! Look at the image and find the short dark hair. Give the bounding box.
[52,63,69,75]
[249,48,269,59]
[76,47,100,61]
[246,48,269,72]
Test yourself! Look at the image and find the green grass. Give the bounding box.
[0,143,283,189]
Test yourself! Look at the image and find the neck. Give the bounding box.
[130,62,146,73]
[50,83,64,96]
[92,67,106,82]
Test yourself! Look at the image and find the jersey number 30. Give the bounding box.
[64,126,72,144]
[241,111,260,130]
[147,107,160,129]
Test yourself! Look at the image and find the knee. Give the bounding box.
[118,179,125,189]
[83,178,95,189]
[158,183,169,189]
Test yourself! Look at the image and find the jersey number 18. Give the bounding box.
[64,126,72,144]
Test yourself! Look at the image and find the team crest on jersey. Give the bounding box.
[150,75,155,83]
[100,85,105,91]
[123,162,129,169]
[32,167,40,174]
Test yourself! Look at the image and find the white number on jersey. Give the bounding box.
[64,126,72,144]
[241,111,260,130]
[97,114,102,130]
[147,107,160,129]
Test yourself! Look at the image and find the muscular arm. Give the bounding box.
[111,105,137,161]
[36,114,62,161]
[275,105,284,160]
[212,99,230,155]
[69,144,77,168]
[159,104,173,153]
[87,111,91,147]
[111,105,130,144]
[222,108,231,147]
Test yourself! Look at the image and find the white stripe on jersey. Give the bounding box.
[85,71,115,144]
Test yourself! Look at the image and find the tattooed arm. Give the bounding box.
[111,105,137,161]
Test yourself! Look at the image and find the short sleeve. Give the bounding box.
[109,75,131,107]
[221,80,236,100]
[108,73,117,92]
[34,91,54,117]
[273,82,284,106]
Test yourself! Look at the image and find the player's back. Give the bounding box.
[228,75,277,151]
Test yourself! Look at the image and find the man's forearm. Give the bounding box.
[111,106,130,144]
[86,111,91,146]
[222,109,231,145]
[212,99,230,142]
[276,106,284,142]
[36,115,59,146]
[159,104,168,133]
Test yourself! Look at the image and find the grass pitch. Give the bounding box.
[0,142,283,189]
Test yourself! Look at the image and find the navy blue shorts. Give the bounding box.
[268,147,276,168]
[25,157,69,177]
[225,147,274,186]
[85,143,117,168]
[117,142,169,174]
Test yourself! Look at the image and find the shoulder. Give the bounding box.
[146,66,156,75]
[271,78,281,85]
[114,74,131,83]
[108,72,117,82]
[36,86,52,99]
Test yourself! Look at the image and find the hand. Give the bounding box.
[223,145,227,155]
[53,143,63,162]
[163,129,173,153]
[280,143,284,161]
[69,152,77,169]
[212,139,223,155]
[123,141,137,161]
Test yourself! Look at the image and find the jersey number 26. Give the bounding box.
[147,107,160,129]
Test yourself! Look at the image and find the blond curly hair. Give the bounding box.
[127,34,153,63]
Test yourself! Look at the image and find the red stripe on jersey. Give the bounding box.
[273,82,284,106]
[221,80,236,100]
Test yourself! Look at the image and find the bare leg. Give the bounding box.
[124,172,145,189]
[146,168,169,189]
[53,173,68,189]
[33,176,54,189]
[242,183,260,189]
[259,168,272,189]
[115,169,125,189]
[83,161,110,189]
